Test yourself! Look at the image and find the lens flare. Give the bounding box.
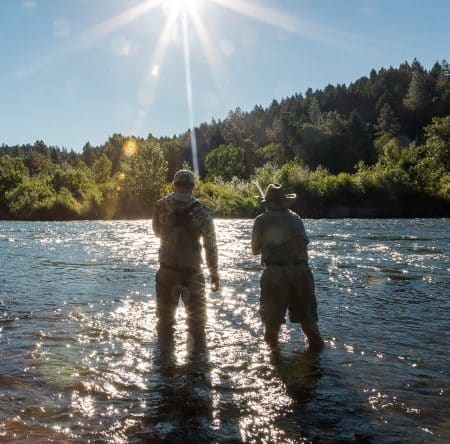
[122,139,139,157]
[181,11,199,172]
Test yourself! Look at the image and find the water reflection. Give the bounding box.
[270,349,322,405]
[0,220,448,442]
[140,331,214,442]
[271,348,380,443]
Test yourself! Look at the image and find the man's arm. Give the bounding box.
[201,212,220,291]
[152,203,162,238]
[296,216,309,243]
[251,217,262,255]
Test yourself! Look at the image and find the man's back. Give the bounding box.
[252,209,309,265]
[153,192,217,271]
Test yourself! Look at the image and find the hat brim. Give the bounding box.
[261,194,297,209]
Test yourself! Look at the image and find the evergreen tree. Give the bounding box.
[375,103,401,136]
[308,97,322,124]
[403,71,431,111]
[81,142,97,167]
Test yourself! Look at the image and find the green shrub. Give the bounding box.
[6,179,55,219]
[194,179,259,216]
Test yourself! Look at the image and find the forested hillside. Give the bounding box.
[1,59,449,219]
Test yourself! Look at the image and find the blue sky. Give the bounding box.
[1,0,449,151]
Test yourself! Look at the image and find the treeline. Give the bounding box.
[0,59,449,219]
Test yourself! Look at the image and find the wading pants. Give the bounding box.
[155,265,206,343]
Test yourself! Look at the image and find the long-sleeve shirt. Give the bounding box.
[152,192,218,275]
[251,209,309,265]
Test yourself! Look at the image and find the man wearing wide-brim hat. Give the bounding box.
[251,183,324,351]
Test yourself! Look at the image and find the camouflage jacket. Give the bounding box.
[152,192,218,275]
[251,209,309,265]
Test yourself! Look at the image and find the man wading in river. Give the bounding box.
[251,183,324,351]
[152,170,220,351]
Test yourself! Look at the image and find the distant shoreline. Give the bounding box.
[1,196,448,221]
[1,213,449,222]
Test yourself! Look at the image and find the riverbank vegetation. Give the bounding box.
[1,59,449,219]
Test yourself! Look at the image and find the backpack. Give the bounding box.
[162,201,203,269]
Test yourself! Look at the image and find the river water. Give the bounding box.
[0,219,448,443]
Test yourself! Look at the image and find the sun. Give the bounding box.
[164,0,202,15]
[75,0,329,172]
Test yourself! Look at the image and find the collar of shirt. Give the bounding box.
[171,191,192,202]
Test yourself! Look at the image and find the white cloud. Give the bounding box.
[21,0,37,10]
[52,19,71,38]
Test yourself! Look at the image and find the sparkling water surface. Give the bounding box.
[0,219,448,443]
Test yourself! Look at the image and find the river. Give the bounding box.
[0,219,448,443]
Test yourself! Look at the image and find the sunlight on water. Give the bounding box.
[0,219,449,442]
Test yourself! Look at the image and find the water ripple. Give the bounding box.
[0,219,448,442]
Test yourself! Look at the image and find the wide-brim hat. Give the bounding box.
[261,183,296,209]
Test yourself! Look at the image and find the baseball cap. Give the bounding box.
[173,169,195,185]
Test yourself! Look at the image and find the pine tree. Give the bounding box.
[308,97,321,125]
[403,71,431,111]
[375,103,400,136]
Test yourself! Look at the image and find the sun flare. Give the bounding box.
[71,0,349,173]
[164,0,202,15]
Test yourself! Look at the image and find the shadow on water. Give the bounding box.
[133,331,215,443]
[269,346,382,443]
[269,348,322,406]
[128,316,386,442]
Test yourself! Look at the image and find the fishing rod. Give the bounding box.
[252,180,265,201]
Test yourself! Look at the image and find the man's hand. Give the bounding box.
[210,272,220,292]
